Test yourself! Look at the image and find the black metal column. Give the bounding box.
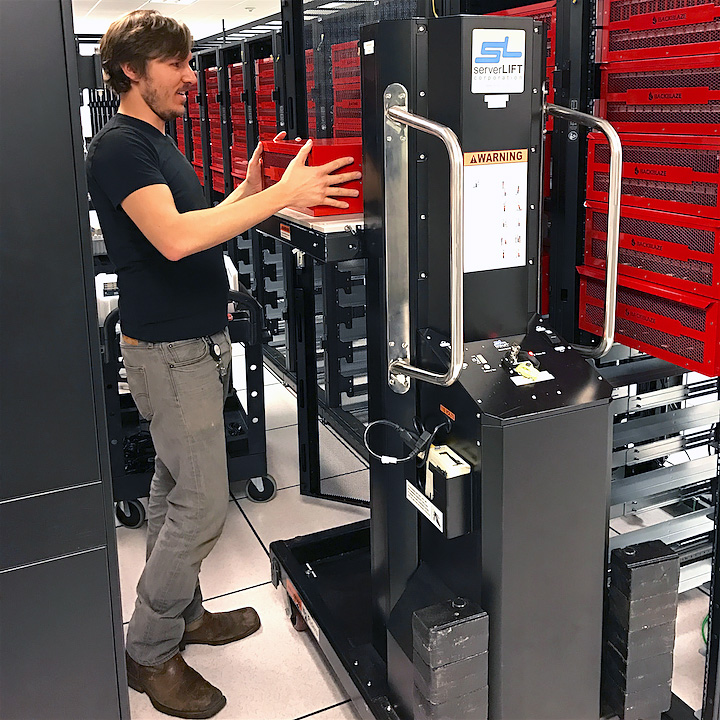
[293,255,322,496]
[1,1,128,717]
[547,0,595,344]
[279,0,308,139]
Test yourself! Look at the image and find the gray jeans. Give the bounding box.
[120,328,232,666]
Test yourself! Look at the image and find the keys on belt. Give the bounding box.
[207,338,227,383]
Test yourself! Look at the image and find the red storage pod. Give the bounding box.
[261,138,362,216]
[598,55,720,135]
[586,132,720,218]
[599,0,720,62]
[578,264,719,375]
[585,201,720,298]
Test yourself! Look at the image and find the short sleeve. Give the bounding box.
[88,128,167,209]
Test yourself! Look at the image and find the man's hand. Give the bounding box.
[220,132,292,205]
[277,139,361,210]
[241,141,265,197]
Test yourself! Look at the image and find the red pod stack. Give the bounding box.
[255,57,277,142]
[229,62,248,185]
[175,117,185,155]
[332,41,362,139]
[260,138,363,217]
[187,86,203,184]
[306,49,317,138]
[584,0,720,376]
[205,67,224,194]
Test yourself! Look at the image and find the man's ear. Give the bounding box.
[120,62,142,84]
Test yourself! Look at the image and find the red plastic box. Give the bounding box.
[578,264,720,375]
[599,0,720,62]
[261,138,362,217]
[584,201,720,298]
[598,55,720,135]
[586,132,720,218]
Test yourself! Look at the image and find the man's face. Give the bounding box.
[137,53,196,122]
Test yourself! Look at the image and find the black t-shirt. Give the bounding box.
[86,114,228,342]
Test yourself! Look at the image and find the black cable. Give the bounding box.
[363,417,451,466]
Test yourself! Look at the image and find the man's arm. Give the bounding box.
[121,140,360,261]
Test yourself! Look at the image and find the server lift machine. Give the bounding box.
[270,14,625,720]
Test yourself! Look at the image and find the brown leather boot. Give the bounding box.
[126,652,226,719]
[180,608,261,649]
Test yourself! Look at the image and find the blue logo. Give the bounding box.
[475,36,522,64]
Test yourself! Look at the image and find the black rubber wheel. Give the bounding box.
[246,475,277,503]
[287,594,308,632]
[115,500,146,529]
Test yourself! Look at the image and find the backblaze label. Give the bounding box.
[471,29,526,95]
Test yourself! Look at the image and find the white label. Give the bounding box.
[407,480,444,532]
[510,370,555,386]
[363,40,375,55]
[464,149,528,273]
[471,29,526,95]
[280,223,291,242]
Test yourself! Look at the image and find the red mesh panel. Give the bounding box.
[606,66,720,93]
[578,265,720,372]
[606,101,720,127]
[608,0,719,24]
[593,172,717,207]
[594,143,719,173]
[590,207,715,253]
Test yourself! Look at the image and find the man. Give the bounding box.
[86,10,360,719]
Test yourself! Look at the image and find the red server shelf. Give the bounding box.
[598,55,720,135]
[600,0,720,62]
[586,132,720,218]
[585,201,720,298]
[261,138,362,216]
[578,264,719,375]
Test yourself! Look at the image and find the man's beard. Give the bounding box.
[141,82,184,122]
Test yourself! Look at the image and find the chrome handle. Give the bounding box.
[383,83,464,394]
[546,103,622,359]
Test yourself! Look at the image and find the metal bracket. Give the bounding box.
[384,83,411,394]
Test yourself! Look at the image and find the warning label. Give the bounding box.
[407,481,444,533]
[464,149,528,166]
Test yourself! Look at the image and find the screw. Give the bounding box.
[530,204,535,209]
[477,414,481,418]
[529,259,534,265]
[419,91,426,97]
[385,93,391,99]
[532,394,537,400]
[531,147,537,153]
[419,154,426,160]
[418,25,426,32]
[533,88,538,94]
[420,214,426,220]
[420,272,427,279]
[387,136,392,142]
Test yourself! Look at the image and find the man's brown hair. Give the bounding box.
[100,10,192,95]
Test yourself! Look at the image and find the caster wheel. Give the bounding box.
[246,475,277,503]
[287,594,308,632]
[115,500,146,528]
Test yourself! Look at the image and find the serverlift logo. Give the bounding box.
[472,28,526,95]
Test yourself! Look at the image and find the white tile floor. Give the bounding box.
[117,345,709,719]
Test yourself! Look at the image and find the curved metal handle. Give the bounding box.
[383,83,464,393]
[546,103,622,359]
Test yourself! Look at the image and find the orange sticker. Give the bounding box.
[440,405,456,421]
[464,149,528,166]
[280,223,291,241]
[286,579,302,611]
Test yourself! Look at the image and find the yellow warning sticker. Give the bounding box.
[464,149,528,166]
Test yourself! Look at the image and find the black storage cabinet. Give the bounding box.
[0,1,129,718]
